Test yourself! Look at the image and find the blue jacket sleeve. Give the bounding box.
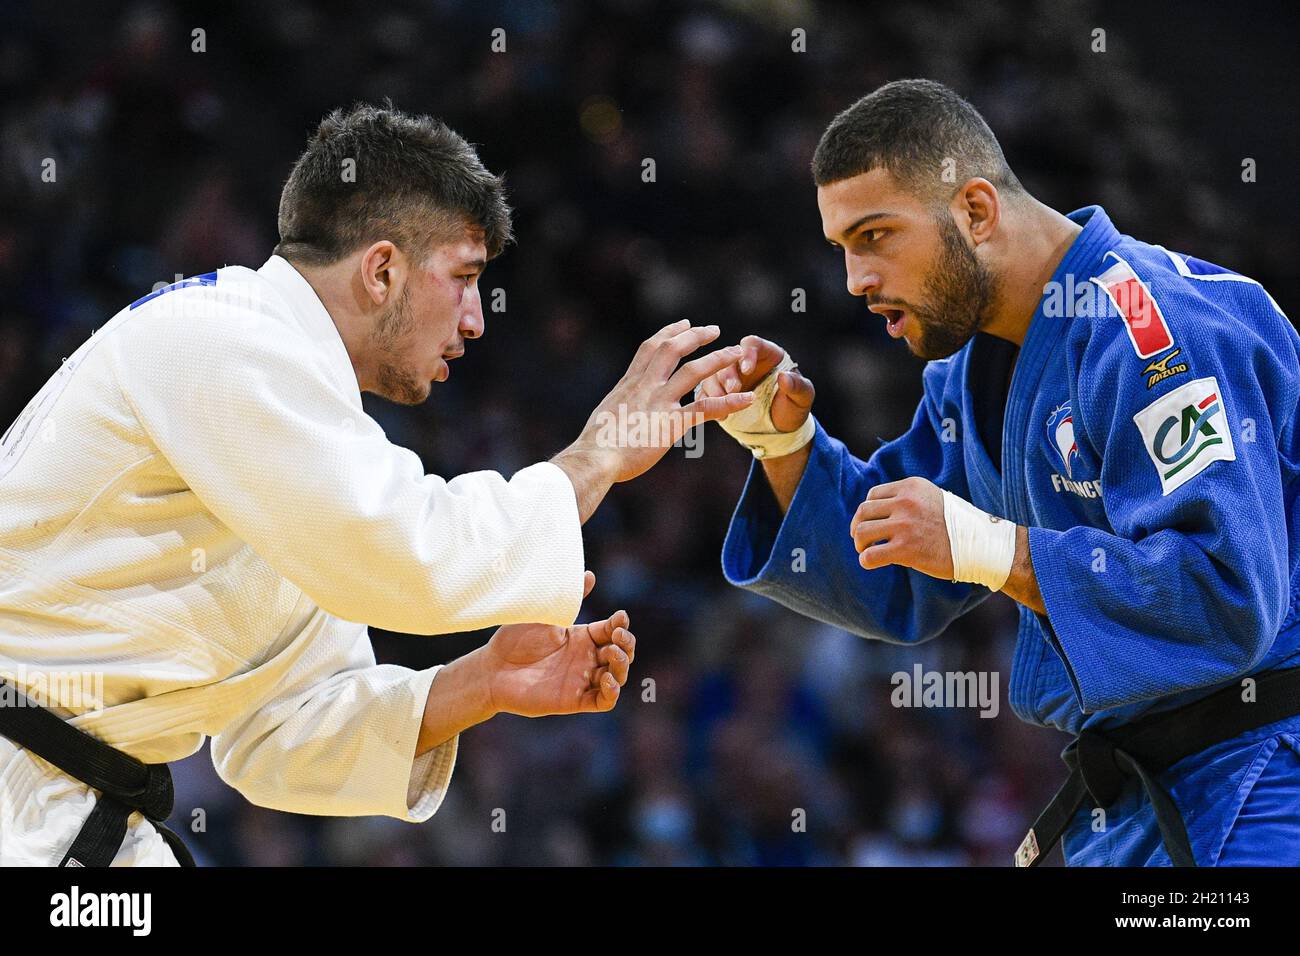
[721,360,988,643]
[1029,277,1300,713]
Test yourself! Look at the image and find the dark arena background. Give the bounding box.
[2,0,1297,870]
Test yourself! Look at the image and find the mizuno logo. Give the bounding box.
[1142,348,1189,389]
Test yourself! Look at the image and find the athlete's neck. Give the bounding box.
[981,197,1083,348]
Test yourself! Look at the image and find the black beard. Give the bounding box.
[908,215,996,360]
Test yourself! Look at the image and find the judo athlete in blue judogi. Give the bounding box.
[697,79,1300,866]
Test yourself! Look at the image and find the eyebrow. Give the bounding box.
[827,211,894,244]
[459,258,487,272]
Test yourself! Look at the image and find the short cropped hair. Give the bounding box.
[274,103,513,267]
[812,79,1024,200]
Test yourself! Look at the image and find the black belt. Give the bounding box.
[0,679,195,867]
[1016,666,1300,867]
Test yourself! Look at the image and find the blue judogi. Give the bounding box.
[721,206,1300,865]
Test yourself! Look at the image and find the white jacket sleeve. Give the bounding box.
[209,619,454,819]
[105,291,586,635]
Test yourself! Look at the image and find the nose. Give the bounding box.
[459,285,485,340]
[845,251,881,298]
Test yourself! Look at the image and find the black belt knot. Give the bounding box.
[132,761,176,821]
[1073,729,1131,807]
[0,678,194,867]
[1015,665,1300,868]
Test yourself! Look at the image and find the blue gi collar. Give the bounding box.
[1058,205,1122,279]
[1017,205,1122,381]
[998,205,1121,521]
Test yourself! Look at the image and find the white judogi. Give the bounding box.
[0,255,585,865]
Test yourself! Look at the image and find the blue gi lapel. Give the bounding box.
[999,206,1121,523]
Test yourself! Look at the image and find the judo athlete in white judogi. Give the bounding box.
[0,105,754,866]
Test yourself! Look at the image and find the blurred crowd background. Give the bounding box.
[2,0,1297,865]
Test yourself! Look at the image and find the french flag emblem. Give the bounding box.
[1093,255,1174,358]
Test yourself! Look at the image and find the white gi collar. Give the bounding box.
[255,254,363,402]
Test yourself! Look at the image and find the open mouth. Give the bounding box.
[882,309,907,337]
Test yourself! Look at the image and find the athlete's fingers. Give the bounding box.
[852,498,894,527]
[851,517,893,553]
[738,335,785,377]
[665,345,744,397]
[859,541,901,570]
[627,320,693,377]
[584,670,620,711]
[722,362,746,393]
[598,643,631,685]
[680,391,755,423]
[587,609,630,647]
[612,626,635,664]
[648,325,722,381]
[696,372,728,399]
[866,481,904,501]
[776,370,816,408]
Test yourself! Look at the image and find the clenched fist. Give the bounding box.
[850,477,955,580]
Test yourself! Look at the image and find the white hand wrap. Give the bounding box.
[941,489,1016,591]
[712,354,816,460]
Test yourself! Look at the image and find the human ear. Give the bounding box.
[955,178,1000,246]
[358,240,405,306]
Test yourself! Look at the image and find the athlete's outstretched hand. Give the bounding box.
[552,320,758,521]
[694,334,816,434]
